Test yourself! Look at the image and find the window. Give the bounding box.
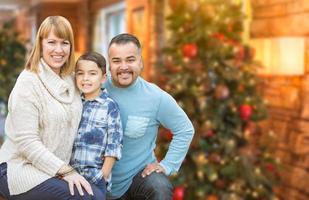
[93,1,126,58]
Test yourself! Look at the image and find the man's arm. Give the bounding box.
[157,91,194,175]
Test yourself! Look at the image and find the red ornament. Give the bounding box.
[182,43,198,59]
[212,32,225,41]
[265,163,275,173]
[214,85,229,100]
[235,45,245,61]
[239,104,253,121]
[208,153,221,164]
[173,186,185,200]
[160,128,173,141]
[214,179,226,189]
[165,130,173,141]
[202,130,215,139]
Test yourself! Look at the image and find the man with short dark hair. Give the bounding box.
[105,33,194,200]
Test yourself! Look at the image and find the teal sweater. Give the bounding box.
[105,77,194,199]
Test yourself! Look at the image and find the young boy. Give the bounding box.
[70,52,123,198]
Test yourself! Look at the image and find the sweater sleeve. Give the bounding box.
[6,77,65,176]
[156,91,194,175]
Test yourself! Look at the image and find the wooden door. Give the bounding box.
[126,0,151,80]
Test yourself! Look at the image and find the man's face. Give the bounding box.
[108,42,143,88]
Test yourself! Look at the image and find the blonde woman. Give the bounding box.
[0,16,104,200]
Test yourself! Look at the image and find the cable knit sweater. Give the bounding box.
[0,59,82,195]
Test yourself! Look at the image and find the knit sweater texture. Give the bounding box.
[0,60,82,195]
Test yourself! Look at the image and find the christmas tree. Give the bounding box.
[156,0,280,199]
[0,20,27,109]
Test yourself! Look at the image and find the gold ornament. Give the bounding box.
[255,167,261,175]
[205,194,218,200]
[187,0,199,11]
[197,170,204,181]
[183,57,190,63]
[194,153,208,165]
[208,171,218,182]
[168,0,185,10]
[252,191,259,198]
[205,120,212,128]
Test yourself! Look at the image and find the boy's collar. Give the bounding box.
[81,88,108,104]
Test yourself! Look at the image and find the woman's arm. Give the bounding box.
[7,79,65,176]
[58,165,94,196]
[7,78,94,196]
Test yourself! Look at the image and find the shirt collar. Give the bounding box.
[81,88,108,104]
[38,58,75,104]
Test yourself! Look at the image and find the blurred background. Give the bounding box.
[0,0,308,199]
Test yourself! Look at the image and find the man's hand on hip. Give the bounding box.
[141,162,166,178]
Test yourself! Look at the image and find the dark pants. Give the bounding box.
[0,163,105,200]
[111,170,173,200]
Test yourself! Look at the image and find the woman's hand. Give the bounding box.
[62,171,94,196]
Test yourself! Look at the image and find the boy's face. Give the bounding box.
[75,60,106,100]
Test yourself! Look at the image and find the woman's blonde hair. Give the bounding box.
[25,16,75,76]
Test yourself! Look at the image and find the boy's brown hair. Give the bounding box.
[76,52,106,74]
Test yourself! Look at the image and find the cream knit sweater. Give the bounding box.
[0,59,82,195]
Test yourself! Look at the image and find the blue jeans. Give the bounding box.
[111,170,173,200]
[93,177,107,198]
[0,163,105,200]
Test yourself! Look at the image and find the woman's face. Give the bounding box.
[41,29,71,75]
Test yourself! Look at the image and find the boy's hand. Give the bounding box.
[141,162,166,177]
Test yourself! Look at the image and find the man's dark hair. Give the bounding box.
[76,52,106,74]
[108,33,141,50]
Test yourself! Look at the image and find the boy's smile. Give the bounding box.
[75,60,106,100]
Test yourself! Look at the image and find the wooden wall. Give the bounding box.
[251,0,309,199]
[30,0,89,53]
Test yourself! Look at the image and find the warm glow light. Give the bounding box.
[74,51,82,61]
[250,37,305,75]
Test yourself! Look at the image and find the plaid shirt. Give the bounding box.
[70,89,123,189]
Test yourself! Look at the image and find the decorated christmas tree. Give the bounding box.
[0,20,27,108]
[156,0,280,199]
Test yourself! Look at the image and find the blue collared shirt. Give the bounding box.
[70,89,123,190]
